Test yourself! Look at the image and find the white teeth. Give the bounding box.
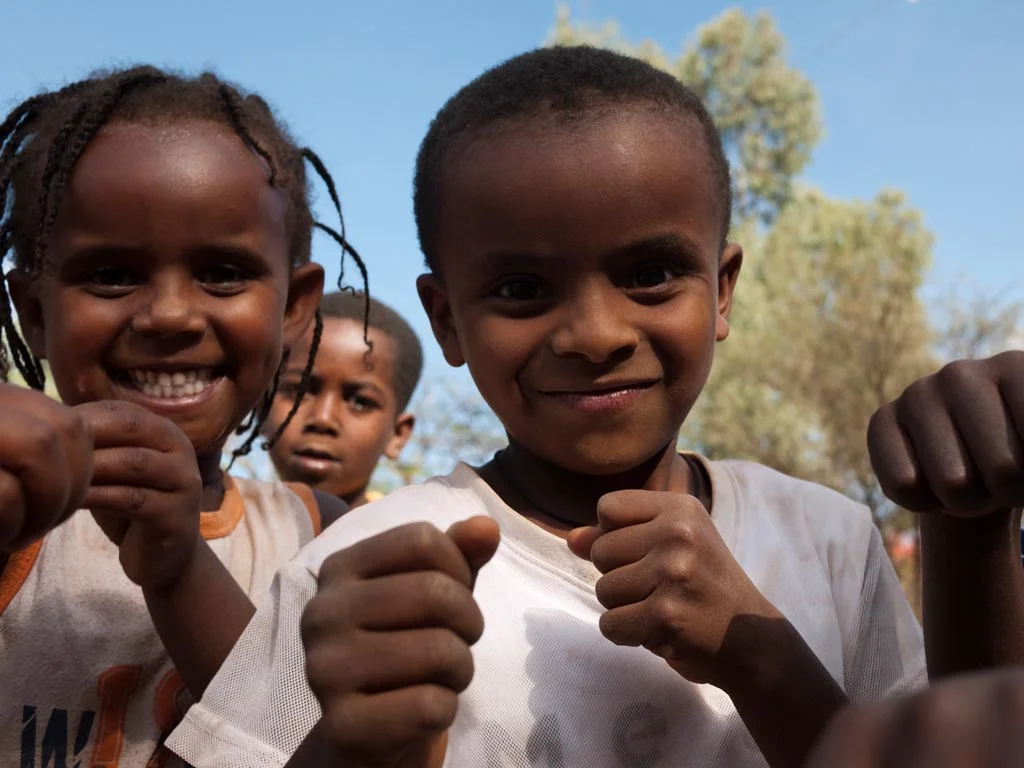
[126,369,217,400]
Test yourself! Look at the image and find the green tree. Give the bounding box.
[685,189,936,519]
[550,5,821,224]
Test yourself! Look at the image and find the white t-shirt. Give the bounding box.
[0,475,321,768]
[169,458,926,768]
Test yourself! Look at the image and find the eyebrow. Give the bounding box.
[479,233,708,271]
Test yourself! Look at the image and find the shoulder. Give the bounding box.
[712,458,874,532]
[299,465,489,575]
[312,489,348,529]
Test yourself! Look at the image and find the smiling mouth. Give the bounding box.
[539,380,659,413]
[113,367,224,400]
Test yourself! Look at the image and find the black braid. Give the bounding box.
[300,148,371,340]
[312,220,373,360]
[218,85,278,185]
[260,309,324,453]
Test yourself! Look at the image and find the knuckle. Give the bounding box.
[422,630,471,686]
[21,420,60,461]
[647,593,682,629]
[657,554,694,584]
[421,571,460,610]
[122,448,150,476]
[411,687,458,732]
[404,522,443,558]
[301,593,347,640]
[663,516,695,545]
[128,486,147,510]
[304,644,350,693]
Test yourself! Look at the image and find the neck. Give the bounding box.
[197,450,227,512]
[483,440,699,532]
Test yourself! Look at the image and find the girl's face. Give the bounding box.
[13,120,323,460]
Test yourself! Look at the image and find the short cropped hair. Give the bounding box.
[319,291,423,411]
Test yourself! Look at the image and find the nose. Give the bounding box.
[302,390,342,436]
[131,274,206,338]
[549,280,639,364]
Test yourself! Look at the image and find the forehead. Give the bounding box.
[54,120,287,252]
[294,316,399,382]
[435,108,720,269]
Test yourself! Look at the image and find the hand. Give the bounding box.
[807,669,1024,767]
[868,350,1024,516]
[568,490,782,688]
[301,517,500,768]
[75,401,202,589]
[0,384,93,551]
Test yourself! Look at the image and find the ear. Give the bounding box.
[715,243,743,343]
[7,270,47,359]
[283,262,325,349]
[416,273,465,367]
[384,412,415,460]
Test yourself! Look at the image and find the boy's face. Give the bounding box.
[265,317,413,503]
[418,109,741,476]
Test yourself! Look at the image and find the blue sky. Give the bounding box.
[3,0,1021,374]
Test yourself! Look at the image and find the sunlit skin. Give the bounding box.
[417,108,741,532]
[12,120,323,510]
[265,317,414,508]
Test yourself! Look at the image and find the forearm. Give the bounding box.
[284,726,447,768]
[144,538,255,697]
[921,507,1024,678]
[721,616,848,768]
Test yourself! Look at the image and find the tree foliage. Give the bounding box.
[549,5,821,223]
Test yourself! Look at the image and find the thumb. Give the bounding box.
[446,516,500,590]
[566,525,602,561]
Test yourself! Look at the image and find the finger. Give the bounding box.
[896,385,988,513]
[594,558,658,609]
[323,523,474,587]
[308,628,475,696]
[90,510,131,544]
[566,525,601,560]
[320,686,458,757]
[868,402,939,512]
[74,400,183,451]
[445,517,500,590]
[90,447,191,492]
[84,486,183,523]
[946,373,1024,510]
[587,523,654,574]
[0,409,77,540]
[348,572,485,644]
[0,469,26,550]
[595,490,672,531]
[597,601,650,647]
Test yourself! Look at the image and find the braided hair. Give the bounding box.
[0,66,369,462]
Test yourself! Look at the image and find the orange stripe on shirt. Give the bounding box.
[0,539,43,616]
[199,475,246,540]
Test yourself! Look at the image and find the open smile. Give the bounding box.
[109,366,227,411]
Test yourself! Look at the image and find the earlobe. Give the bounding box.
[716,243,743,343]
[7,271,47,358]
[283,263,325,348]
[416,274,465,368]
[385,413,415,460]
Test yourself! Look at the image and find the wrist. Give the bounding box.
[143,531,207,594]
[921,507,1021,563]
[714,605,795,698]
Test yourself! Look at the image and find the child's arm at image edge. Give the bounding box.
[921,507,1024,677]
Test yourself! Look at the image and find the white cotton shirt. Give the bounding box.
[0,476,321,768]
[169,457,926,768]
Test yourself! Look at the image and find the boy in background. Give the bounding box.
[264,291,423,513]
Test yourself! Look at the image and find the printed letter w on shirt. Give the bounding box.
[19,664,142,768]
